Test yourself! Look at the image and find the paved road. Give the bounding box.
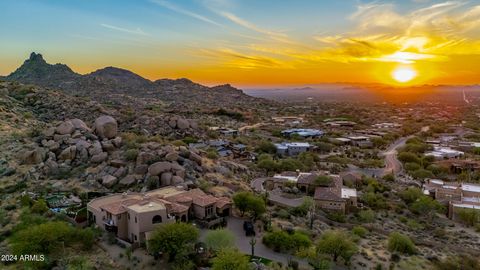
[239,122,266,132]
[379,136,413,176]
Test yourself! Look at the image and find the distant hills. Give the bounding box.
[5,52,264,109]
[244,83,480,104]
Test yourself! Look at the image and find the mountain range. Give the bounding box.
[4,52,264,110]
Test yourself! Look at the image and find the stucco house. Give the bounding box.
[87,186,231,245]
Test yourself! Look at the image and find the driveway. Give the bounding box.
[200,217,309,267]
[250,178,305,208]
[251,177,268,192]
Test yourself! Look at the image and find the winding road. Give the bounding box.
[379,135,413,176]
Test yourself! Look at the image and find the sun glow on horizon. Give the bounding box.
[392,67,417,83]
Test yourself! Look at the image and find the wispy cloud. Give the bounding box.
[216,11,288,42]
[192,47,291,69]
[100,23,150,36]
[150,0,223,27]
[313,1,480,64]
[186,0,480,78]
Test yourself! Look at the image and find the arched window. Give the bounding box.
[152,215,162,224]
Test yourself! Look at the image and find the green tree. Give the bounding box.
[232,192,250,216]
[361,192,387,209]
[148,222,199,262]
[316,230,357,263]
[316,142,333,153]
[263,230,294,253]
[399,187,423,204]
[398,152,421,164]
[233,192,266,219]
[256,141,277,154]
[204,229,236,252]
[382,173,395,182]
[258,158,277,173]
[246,196,266,220]
[314,175,333,187]
[278,158,303,172]
[411,169,435,179]
[290,232,312,252]
[10,221,94,268]
[30,199,49,214]
[211,249,250,270]
[387,232,416,255]
[409,196,444,219]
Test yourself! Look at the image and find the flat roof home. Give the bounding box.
[346,136,373,148]
[264,171,333,193]
[325,121,356,127]
[87,187,231,245]
[275,142,313,156]
[425,147,464,160]
[272,116,304,126]
[423,179,480,221]
[281,128,323,138]
[371,122,401,129]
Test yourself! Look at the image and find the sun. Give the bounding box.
[392,67,417,83]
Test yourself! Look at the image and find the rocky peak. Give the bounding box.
[7,52,78,83]
[28,52,46,63]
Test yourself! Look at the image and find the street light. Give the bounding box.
[249,237,257,258]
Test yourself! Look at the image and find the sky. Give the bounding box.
[1,0,480,87]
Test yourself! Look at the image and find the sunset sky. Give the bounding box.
[1,0,480,87]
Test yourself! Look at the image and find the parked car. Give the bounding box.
[243,220,255,236]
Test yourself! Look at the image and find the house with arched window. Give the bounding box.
[87,186,232,245]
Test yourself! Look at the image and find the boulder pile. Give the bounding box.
[18,115,207,190]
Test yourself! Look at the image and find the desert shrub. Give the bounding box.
[206,150,219,159]
[434,254,480,270]
[327,212,346,223]
[361,192,387,209]
[124,149,138,161]
[387,232,416,255]
[351,226,368,238]
[456,208,480,227]
[263,230,311,253]
[276,209,291,219]
[357,209,375,223]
